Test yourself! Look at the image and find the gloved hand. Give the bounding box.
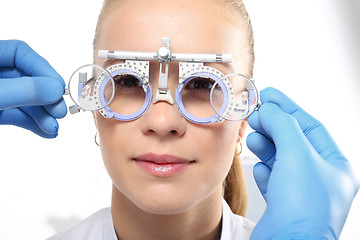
[0,40,67,138]
[247,87,359,240]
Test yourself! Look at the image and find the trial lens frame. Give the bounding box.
[66,37,258,123]
[98,37,232,105]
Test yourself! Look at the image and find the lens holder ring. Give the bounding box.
[176,65,228,124]
[210,73,259,121]
[211,74,234,121]
[68,64,115,112]
[98,61,151,120]
[93,68,115,111]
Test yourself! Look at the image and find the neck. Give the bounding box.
[111,185,223,240]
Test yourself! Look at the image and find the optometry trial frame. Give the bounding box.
[65,37,260,124]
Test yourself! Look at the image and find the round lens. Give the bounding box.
[178,73,224,123]
[108,73,148,116]
[210,73,259,121]
[68,64,115,111]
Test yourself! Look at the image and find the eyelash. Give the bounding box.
[185,77,221,92]
[111,73,222,95]
[113,74,143,90]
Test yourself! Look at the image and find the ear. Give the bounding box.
[237,119,248,142]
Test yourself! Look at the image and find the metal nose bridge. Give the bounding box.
[152,37,175,105]
[152,88,175,104]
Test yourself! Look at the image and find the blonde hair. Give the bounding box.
[93,0,254,217]
[224,146,248,216]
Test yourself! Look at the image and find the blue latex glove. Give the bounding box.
[0,40,67,138]
[247,88,359,240]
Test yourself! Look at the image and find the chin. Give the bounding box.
[134,197,196,215]
[126,184,201,215]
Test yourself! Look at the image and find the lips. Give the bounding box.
[133,153,194,177]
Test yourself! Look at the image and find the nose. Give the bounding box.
[140,94,186,138]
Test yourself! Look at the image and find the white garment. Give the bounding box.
[48,199,255,240]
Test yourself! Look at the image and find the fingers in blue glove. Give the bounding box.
[247,87,359,240]
[0,40,67,138]
[247,132,275,200]
[0,67,24,78]
[247,131,276,169]
[0,76,64,109]
[248,87,346,163]
[260,87,346,162]
[258,102,317,164]
[0,40,64,84]
[252,162,271,201]
[20,106,59,135]
[248,110,269,139]
[0,108,58,138]
[0,40,67,113]
[44,99,67,119]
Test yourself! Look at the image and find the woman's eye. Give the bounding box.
[185,77,221,92]
[114,74,142,89]
[186,77,214,90]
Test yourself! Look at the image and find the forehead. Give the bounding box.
[97,0,242,53]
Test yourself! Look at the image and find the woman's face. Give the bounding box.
[94,0,249,214]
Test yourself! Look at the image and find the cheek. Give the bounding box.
[95,114,141,198]
[204,121,239,154]
[95,113,128,170]
[194,121,240,177]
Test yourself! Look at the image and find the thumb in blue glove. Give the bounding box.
[0,40,67,138]
[247,87,359,240]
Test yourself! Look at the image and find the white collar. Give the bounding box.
[103,198,251,240]
[102,209,118,240]
[220,198,237,239]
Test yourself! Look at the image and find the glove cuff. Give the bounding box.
[270,234,337,240]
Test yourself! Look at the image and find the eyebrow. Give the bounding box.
[206,62,235,73]
[102,58,124,68]
[224,63,234,72]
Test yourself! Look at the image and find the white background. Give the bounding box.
[0,0,359,239]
